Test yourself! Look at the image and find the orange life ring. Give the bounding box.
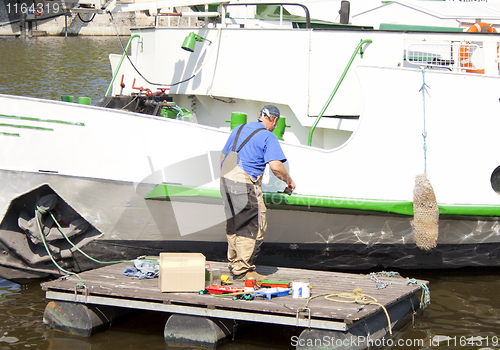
[460,23,497,74]
[466,22,497,33]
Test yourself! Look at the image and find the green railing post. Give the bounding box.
[105,34,141,97]
[307,39,372,146]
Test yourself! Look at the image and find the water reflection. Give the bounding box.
[1,268,499,350]
[0,279,20,303]
[0,280,47,349]
[0,36,124,103]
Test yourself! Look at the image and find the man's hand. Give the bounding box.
[269,160,295,192]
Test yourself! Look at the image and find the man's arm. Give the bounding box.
[269,160,296,191]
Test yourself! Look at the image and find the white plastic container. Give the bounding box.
[292,280,311,299]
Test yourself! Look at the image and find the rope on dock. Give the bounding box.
[406,278,431,309]
[369,271,401,289]
[298,288,393,335]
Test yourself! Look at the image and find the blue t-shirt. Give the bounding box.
[222,121,287,179]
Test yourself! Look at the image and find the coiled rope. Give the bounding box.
[298,288,393,335]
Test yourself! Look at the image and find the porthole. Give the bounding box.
[491,166,500,194]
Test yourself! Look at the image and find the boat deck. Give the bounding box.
[41,260,427,332]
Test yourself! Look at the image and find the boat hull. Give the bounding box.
[1,168,499,282]
[2,38,500,280]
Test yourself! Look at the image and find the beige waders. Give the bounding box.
[220,126,267,279]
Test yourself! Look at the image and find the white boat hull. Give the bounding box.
[0,166,499,283]
[2,23,500,280]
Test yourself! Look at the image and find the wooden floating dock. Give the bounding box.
[41,261,428,350]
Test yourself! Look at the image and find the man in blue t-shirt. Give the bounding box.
[220,105,296,280]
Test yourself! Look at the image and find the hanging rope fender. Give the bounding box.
[413,67,439,251]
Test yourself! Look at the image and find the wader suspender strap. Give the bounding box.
[225,124,266,231]
[232,124,266,152]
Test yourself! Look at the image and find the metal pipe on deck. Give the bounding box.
[307,39,372,146]
[105,34,141,97]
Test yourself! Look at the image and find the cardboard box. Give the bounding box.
[159,253,206,292]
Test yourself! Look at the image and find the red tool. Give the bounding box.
[205,285,244,295]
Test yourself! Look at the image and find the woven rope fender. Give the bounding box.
[412,173,439,250]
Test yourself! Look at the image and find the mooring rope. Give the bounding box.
[298,288,393,335]
[406,278,431,309]
[48,210,138,265]
[35,206,86,287]
[35,206,158,288]
[419,66,431,175]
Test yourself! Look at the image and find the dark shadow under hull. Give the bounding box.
[2,237,500,284]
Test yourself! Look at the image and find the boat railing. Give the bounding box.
[218,3,311,29]
[105,34,142,97]
[307,39,372,147]
[153,2,311,29]
[405,42,486,73]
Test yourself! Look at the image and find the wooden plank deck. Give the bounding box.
[41,260,427,331]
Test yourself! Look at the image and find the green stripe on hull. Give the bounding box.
[0,123,53,131]
[0,132,20,137]
[438,205,500,217]
[0,114,85,126]
[145,184,500,217]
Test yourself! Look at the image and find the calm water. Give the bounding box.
[1,36,500,350]
[0,36,122,102]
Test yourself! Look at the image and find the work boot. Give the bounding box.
[231,272,246,280]
[244,270,267,281]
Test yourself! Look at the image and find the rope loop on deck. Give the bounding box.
[407,277,431,309]
[370,271,401,289]
[298,288,393,335]
[76,281,86,288]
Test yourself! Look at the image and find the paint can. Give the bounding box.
[245,277,256,288]
[244,277,257,292]
[292,280,311,299]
